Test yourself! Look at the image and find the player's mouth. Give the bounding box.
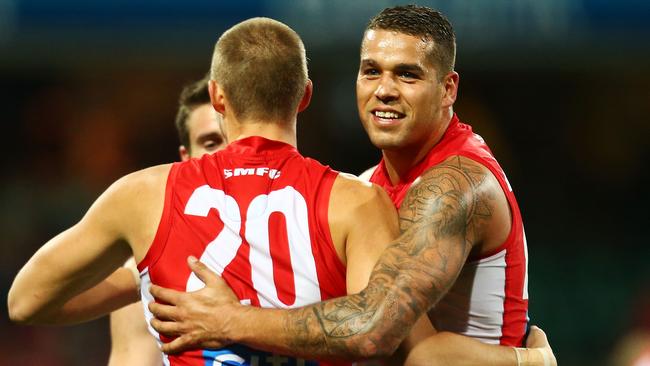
[372,109,405,125]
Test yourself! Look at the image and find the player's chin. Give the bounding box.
[367,132,405,150]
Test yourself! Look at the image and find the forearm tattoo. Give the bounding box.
[285,156,495,359]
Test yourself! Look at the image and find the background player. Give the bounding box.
[147,6,555,365]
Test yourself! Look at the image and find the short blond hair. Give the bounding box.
[211,17,308,122]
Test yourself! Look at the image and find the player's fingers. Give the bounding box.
[150,284,182,304]
[187,256,221,286]
[150,317,183,337]
[148,301,179,321]
[161,334,197,354]
[522,325,556,366]
[531,325,547,339]
[526,325,550,349]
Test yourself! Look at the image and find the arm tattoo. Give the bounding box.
[284,156,495,359]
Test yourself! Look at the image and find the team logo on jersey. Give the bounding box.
[224,167,281,179]
[203,345,318,366]
[203,349,246,365]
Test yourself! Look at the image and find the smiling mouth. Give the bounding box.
[372,111,404,119]
[371,111,406,127]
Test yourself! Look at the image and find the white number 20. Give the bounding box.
[183,185,321,308]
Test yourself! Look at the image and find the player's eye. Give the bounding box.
[363,68,380,76]
[399,71,417,79]
[204,141,219,151]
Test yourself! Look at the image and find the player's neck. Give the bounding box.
[382,111,452,185]
[382,146,433,185]
[226,118,297,147]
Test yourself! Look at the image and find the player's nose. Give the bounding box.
[374,75,399,103]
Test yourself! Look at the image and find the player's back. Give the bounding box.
[138,136,348,366]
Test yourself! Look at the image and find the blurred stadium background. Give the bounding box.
[1,1,649,365]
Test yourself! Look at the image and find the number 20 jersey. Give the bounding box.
[137,136,349,366]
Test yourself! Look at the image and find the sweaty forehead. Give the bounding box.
[360,29,432,65]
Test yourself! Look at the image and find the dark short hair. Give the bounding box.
[367,5,456,76]
[174,75,211,148]
[210,17,308,123]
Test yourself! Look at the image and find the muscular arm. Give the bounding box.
[7,165,168,324]
[52,256,142,325]
[51,267,140,325]
[404,332,516,365]
[403,326,557,366]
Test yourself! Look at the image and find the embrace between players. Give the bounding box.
[9,5,556,366]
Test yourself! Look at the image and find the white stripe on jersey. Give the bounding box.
[522,229,529,300]
[431,249,508,345]
[139,267,170,366]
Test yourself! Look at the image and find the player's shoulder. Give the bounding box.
[414,155,503,206]
[429,154,489,172]
[419,155,494,185]
[329,172,397,240]
[332,172,393,211]
[101,164,173,206]
[80,164,173,239]
[125,164,172,182]
[334,172,379,195]
[112,164,172,192]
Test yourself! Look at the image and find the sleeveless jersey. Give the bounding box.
[137,136,349,366]
[368,114,529,346]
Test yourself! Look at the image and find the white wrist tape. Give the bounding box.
[514,347,552,366]
[514,347,523,366]
[539,347,552,366]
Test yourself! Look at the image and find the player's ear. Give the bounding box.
[209,80,226,114]
[179,145,190,161]
[297,79,313,113]
[441,71,459,108]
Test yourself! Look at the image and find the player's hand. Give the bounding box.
[148,256,240,354]
[519,325,557,366]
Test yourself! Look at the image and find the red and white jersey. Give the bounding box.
[368,114,529,346]
[138,137,349,366]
